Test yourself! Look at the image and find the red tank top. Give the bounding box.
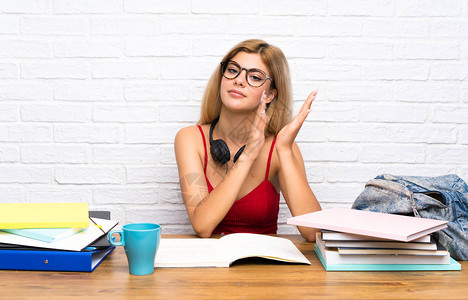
[197,125,280,235]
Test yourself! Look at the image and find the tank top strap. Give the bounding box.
[265,135,277,181]
[197,125,208,173]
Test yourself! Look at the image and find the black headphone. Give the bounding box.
[209,117,246,169]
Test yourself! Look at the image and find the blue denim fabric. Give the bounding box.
[352,174,468,261]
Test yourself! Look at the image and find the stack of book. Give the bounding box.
[288,207,462,271]
[0,203,118,272]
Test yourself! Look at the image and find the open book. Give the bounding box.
[154,233,310,268]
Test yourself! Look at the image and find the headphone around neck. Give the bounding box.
[209,117,246,168]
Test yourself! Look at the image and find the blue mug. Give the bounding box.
[108,223,161,276]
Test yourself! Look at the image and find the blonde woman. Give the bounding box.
[174,39,321,241]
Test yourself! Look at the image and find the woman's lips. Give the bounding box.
[228,89,245,98]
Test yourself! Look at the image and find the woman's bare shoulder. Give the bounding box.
[177,124,200,135]
[174,125,209,152]
[175,125,201,142]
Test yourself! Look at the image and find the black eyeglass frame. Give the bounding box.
[220,61,273,88]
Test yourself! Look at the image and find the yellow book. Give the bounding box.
[0,203,89,229]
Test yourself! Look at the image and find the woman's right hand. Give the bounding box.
[276,90,317,152]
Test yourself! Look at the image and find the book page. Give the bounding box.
[154,238,229,268]
[91,247,115,269]
[220,233,310,265]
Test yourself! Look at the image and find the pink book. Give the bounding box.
[287,208,448,242]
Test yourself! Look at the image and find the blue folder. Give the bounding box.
[0,246,115,272]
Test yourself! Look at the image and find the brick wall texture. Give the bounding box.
[1,0,467,233]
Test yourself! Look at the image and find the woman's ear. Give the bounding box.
[264,88,277,104]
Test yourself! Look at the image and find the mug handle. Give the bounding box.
[108,230,125,246]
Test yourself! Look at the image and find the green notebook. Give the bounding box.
[314,245,461,271]
[1,228,86,243]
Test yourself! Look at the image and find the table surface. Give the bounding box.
[1,234,467,300]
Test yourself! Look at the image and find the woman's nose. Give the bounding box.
[234,69,247,86]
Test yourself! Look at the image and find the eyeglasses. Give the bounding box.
[220,61,273,88]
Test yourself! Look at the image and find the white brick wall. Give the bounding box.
[1,1,467,234]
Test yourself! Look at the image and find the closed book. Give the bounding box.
[337,245,449,256]
[319,236,438,251]
[316,233,450,265]
[1,228,86,243]
[288,207,448,242]
[321,230,431,243]
[0,203,89,229]
[0,218,118,251]
[0,246,114,272]
[314,246,461,271]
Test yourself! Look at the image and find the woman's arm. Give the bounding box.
[277,143,321,242]
[276,91,322,242]
[175,99,269,237]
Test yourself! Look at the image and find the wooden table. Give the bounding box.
[1,234,466,299]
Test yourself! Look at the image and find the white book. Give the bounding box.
[318,232,438,250]
[154,233,310,268]
[321,230,432,243]
[316,233,450,265]
[337,247,449,256]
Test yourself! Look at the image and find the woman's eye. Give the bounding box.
[227,68,238,74]
[249,75,262,81]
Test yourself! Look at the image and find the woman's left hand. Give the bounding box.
[276,90,317,151]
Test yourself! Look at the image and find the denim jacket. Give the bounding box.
[352,174,468,261]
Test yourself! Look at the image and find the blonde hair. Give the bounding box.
[198,39,292,136]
